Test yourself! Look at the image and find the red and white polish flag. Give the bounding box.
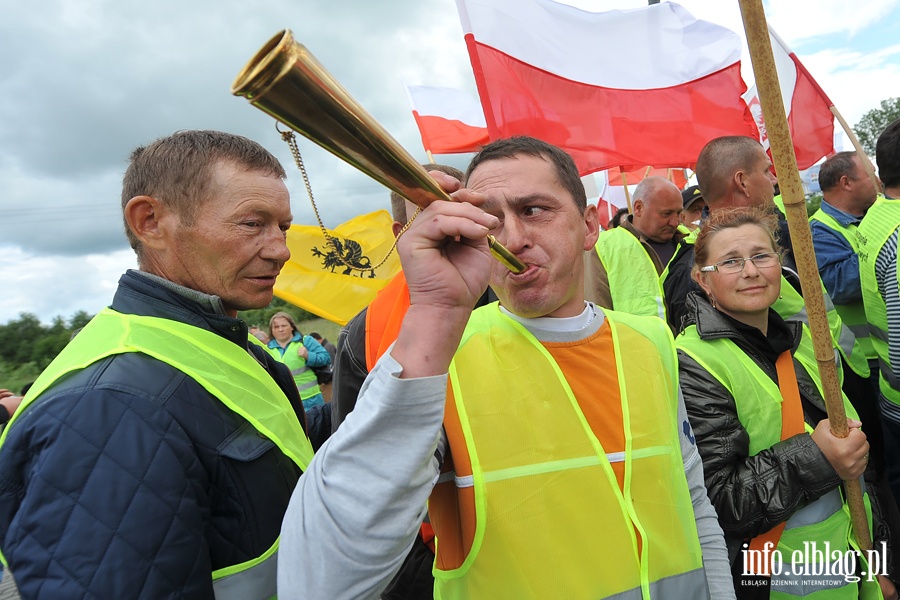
[455,0,758,175]
[580,171,620,230]
[742,26,835,170]
[618,167,688,189]
[592,171,621,230]
[405,84,490,155]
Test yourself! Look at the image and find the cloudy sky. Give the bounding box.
[2,0,900,324]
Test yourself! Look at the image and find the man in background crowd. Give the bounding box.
[859,119,900,504]
[810,150,888,483]
[589,176,685,318]
[681,184,705,232]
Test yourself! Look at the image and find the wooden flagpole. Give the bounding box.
[425,150,435,163]
[620,167,633,213]
[738,0,871,551]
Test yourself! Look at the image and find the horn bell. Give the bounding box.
[232,30,525,273]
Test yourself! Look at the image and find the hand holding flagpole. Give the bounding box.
[738,0,872,551]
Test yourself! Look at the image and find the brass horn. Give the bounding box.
[231,29,525,273]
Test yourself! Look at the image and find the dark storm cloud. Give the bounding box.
[0,0,474,257]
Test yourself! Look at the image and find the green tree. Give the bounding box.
[0,311,96,388]
[806,193,823,216]
[0,313,45,365]
[853,97,900,155]
[69,310,93,330]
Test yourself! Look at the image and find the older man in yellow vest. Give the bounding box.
[427,137,733,599]
[809,151,892,488]
[810,151,880,364]
[588,176,686,319]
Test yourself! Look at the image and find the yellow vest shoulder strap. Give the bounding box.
[3,308,313,470]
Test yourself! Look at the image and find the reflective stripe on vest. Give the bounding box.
[809,208,875,361]
[436,305,707,599]
[859,197,900,406]
[676,325,877,598]
[868,313,900,399]
[438,445,673,489]
[773,274,869,378]
[594,228,667,320]
[603,569,708,600]
[292,369,318,393]
[212,539,278,600]
[0,308,313,589]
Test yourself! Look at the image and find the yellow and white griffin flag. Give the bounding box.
[275,210,401,325]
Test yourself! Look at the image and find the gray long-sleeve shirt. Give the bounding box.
[278,350,446,599]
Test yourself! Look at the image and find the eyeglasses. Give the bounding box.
[699,252,782,274]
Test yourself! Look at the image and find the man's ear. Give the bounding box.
[124,195,174,251]
[734,170,751,198]
[632,199,643,216]
[692,269,712,297]
[583,204,601,250]
[391,221,404,238]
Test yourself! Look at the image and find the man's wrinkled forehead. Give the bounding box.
[467,154,572,207]
[466,160,511,194]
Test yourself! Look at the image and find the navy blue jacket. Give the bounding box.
[0,271,309,599]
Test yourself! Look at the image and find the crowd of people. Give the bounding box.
[0,119,899,599]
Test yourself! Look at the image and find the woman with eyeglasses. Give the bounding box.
[675,207,896,599]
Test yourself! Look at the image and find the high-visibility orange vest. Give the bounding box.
[365,271,410,371]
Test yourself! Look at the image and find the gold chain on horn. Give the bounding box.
[278,125,421,273]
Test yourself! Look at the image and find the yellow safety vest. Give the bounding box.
[0,308,314,599]
[774,275,869,379]
[774,194,786,214]
[858,197,900,407]
[268,335,322,401]
[809,208,876,361]
[677,324,878,599]
[435,304,707,599]
[594,227,667,320]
